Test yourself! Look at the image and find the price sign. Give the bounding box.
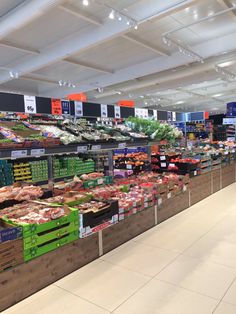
[97,178,104,185]
[77,146,88,152]
[51,99,62,115]
[153,110,158,120]
[11,150,27,158]
[194,170,197,176]
[183,185,187,192]
[118,143,126,148]
[31,149,45,156]
[75,101,83,117]
[91,145,101,151]
[114,106,121,118]
[167,192,172,199]
[160,156,166,161]
[61,100,70,115]
[161,163,167,168]
[101,104,108,118]
[24,95,37,114]
[127,164,132,170]
[169,163,175,167]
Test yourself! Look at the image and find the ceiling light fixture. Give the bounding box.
[109,10,115,19]
[215,65,236,80]
[217,61,233,68]
[82,0,89,6]
[175,101,184,104]
[134,23,138,30]
[213,93,223,97]
[9,71,19,79]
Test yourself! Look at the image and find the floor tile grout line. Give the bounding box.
[53,284,111,313]
[99,253,180,279]
[154,278,222,302]
[212,277,236,313]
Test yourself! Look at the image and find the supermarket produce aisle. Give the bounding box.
[3,183,236,314]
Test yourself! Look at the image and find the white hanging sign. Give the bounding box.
[24,95,37,114]
[101,104,108,118]
[114,106,121,118]
[143,109,148,119]
[153,110,158,120]
[172,112,176,121]
[74,101,83,117]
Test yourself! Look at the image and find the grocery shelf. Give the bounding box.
[0,140,149,160]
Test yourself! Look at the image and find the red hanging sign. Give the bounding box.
[118,100,135,107]
[67,93,87,102]
[51,99,62,115]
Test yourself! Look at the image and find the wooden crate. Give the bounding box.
[189,173,212,206]
[102,206,155,255]
[0,239,23,273]
[157,190,189,224]
[222,164,235,188]
[212,168,221,193]
[0,234,99,312]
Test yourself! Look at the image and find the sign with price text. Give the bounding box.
[51,99,62,115]
[24,95,37,114]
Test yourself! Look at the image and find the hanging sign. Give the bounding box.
[74,101,83,117]
[172,112,176,121]
[143,109,148,119]
[114,106,121,118]
[227,102,236,117]
[167,111,172,121]
[67,93,87,102]
[51,99,62,115]
[135,108,141,117]
[118,100,135,107]
[24,95,37,114]
[61,100,70,115]
[153,110,158,120]
[101,104,108,118]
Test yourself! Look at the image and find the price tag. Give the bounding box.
[31,149,45,156]
[127,164,132,170]
[24,95,37,114]
[114,106,121,118]
[11,150,27,158]
[194,170,197,176]
[167,192,171,199]
[77,146,88,152]
[169,163,175,167]
[158,198,162,206]
[224,151,229,155]
[51,99,62,115]
[101,104,108,118]
[97,178,104,185]
[161,163,167,168]
[75,101,83,117]
[232,149,235,153]
[160,156,166,161]
[183,185,187,192]
[118,143,126,148]
[91,145,101,151]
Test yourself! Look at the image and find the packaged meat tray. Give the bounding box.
[73,200,119,238]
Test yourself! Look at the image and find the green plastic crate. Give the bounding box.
[23,220,78,250]
[3,206,78,238]
[24,231,78,261]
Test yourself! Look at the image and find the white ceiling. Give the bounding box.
[0,0,236,114]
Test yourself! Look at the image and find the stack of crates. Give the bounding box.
[3,206,79,262]
[0,160,14,187]
[13,162,32,183]
[53,156,95,178]
[29,160,48,183]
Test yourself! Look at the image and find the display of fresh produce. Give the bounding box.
[126,117,183,142]
[38,125,82,144]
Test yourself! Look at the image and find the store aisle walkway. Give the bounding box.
[3,183,236,314]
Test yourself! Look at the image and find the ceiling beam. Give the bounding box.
[63,57,114,74]
[21,74,58,85]
[122,34,169,56]
[0,40,39,54]
[59,3,103,26]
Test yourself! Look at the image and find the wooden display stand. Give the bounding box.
[189,173,212,205]
[0,164,235,312]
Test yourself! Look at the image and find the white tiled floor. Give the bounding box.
[3,183,236,314]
